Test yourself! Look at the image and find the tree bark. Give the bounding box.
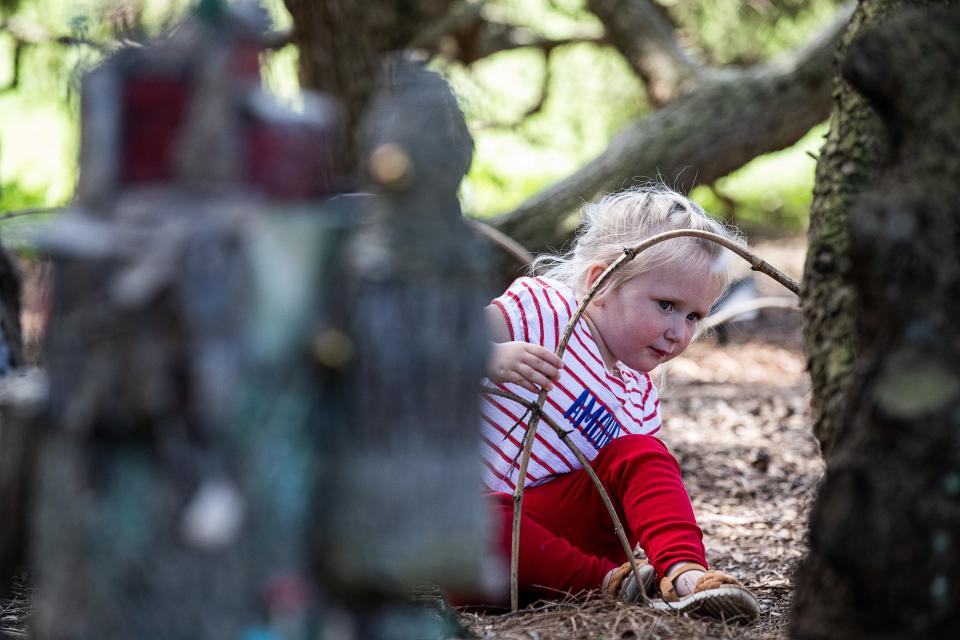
[490,8,851,255]
[586,0,706,105]
[412,3,603,65]
[791,2,960,637]
[282,0,456,164]
[800,2,892,458]
[0,245,26,600]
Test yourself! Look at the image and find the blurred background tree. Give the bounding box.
[0,0,850,252]
[432,0,845,238]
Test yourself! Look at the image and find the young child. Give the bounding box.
[480,185,760,622]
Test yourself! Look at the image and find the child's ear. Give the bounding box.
[585,262,610,303]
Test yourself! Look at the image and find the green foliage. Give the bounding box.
[0,2,102,218]
[0,177,49,211]
[483,0,601,37]
[0,0,211,223]
[0,0,22,16]
[664,0,847,65]
[260,0,300,109]
[0,93,78,215]
[691,124,828,234]
[446,40,648,216]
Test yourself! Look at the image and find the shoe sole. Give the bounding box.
[649,585,760,624]
[640,564,656,597]
[619,564,657,603]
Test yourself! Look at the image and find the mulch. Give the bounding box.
[0,576,28,639]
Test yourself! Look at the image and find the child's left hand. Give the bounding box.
[488,341,564,393]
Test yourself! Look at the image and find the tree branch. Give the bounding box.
[702,296,799,330]
[412,1,602,64]
[1,18,114,53]
[474,48,553,130]
[701,182,741,222]
[480,384,649,610]
[464,22,602,63]
[1,16,291,53]
[261,28,293,50]
[488,4,854,254]
[411,0,485,51]
[466,218,533,266]
[0,40,22,94]
[0,207,67,222]
[587,0,707,105]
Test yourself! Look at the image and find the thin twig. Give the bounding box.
[466,218,534,267]
[506,228,800,610]
[505,404,533,442]
[702,296,799,330]
[0,19,113,52]
[476,49,554,131]
[410,0,483,50]
[0,41,22,94]
[481,384,650,606]
[587,0,707,106]
[0,207,66,222]
[701,183,740,223]
[486,598,583,619]
[511,386,545,611]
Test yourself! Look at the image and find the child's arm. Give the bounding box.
[485,305,563,393]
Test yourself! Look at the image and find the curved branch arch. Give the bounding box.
[498,228,799,610]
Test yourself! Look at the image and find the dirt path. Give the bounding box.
[461,237,823,639]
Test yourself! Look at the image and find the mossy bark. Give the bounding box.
[800,1,892,459]
[792,3,960,637]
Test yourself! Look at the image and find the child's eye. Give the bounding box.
[658,300,673,311]
[686,312,702,323]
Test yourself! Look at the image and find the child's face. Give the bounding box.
[587,260,722,373]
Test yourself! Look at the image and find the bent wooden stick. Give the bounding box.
[504,229,799,611]
[483,385,651,605]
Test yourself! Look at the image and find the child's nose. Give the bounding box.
[664,318,683,343]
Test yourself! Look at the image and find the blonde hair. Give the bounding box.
[533,184,744,299]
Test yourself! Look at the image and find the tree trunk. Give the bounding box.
[800,2,892,459]
[0,245,26,599]
[791,2,960,637]
[282,0,455,165]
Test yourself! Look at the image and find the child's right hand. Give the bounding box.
[488,341,564,393]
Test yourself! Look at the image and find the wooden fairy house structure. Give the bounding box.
[14,1,493,639]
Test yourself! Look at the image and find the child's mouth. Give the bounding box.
[649,347,669,358]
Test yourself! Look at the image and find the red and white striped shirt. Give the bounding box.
[481,276,662,493]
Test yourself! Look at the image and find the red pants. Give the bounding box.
[489,434,706,603]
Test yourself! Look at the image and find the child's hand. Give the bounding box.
[488,341,564,393]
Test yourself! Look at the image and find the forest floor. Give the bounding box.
[459,236,825,640]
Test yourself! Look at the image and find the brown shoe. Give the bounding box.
[603,559,657,603]
[650,563,760,624]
